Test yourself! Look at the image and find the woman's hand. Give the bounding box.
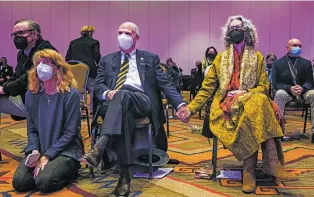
[32,150,39,155]
[33,156,49,178]
[227,90,247,97]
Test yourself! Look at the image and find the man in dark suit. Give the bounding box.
[0,19,56,118]
[81,22,188,196]
[66,25,101,114]
[0,57,14,86]
[272,38,314,142]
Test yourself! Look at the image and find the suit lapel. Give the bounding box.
[112,51,121,81]
[136,50,146,85]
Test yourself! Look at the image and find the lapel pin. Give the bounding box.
[140,57,144,61]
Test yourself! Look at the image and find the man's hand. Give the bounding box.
[106,90,118,100]
[176,105,191,123]
[33,156,49,178]
[291,85,303,96]
[0,86,5,95]
[227,90,247,97]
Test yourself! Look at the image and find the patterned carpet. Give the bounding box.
[1,103,314,196]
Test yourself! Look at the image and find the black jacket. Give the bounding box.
[65,35,101,79]
[2,38,57,103]
[272,56,313,95]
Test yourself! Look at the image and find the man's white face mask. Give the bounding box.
[118,33,134,50]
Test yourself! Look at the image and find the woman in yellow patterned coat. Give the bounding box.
[177,15,298,194]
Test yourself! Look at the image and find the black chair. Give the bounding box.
[89,102,156,179]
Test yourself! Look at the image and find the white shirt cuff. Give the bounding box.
[177,103,186,110]
[102,90,109,100]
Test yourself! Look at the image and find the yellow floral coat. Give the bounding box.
[188,46,284,161]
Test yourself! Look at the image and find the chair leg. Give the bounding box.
[212,136,218,181]
[166,104,170,138]
[85,107,91,137]
[303,107,308,134]
[0,150,2,161]
[89,126,98,179]
[148,123,153,179]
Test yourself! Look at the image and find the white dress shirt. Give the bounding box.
[102,49,143,99]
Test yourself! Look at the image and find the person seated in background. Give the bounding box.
[190,60,203,98]
[0,19,56,118]
[272,38,314,142]
[81,22,187,197]
[265,53,277,83]
[166,57,183,73]
[12,49,84,193]
[0,57,14,86]
[177,15,298,194]
[66,25,101,115]
[201,46,218,76]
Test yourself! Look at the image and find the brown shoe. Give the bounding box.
[80,147,103,168]
[263,162,299,181]
[242,171,256,194]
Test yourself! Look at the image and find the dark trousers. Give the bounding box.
[95,87,151,171]
[12,156,80,193]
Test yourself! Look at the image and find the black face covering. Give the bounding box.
[207,53,217,59]
[14,36,29,50]
[266,63,272,69]
[228,29,244,44]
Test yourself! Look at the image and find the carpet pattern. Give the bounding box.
[1,108,314,196]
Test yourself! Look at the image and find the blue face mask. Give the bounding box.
[290,47,301,57]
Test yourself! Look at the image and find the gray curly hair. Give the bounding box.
[221,15,258,49]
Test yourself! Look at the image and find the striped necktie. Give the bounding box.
[114,53,130,90]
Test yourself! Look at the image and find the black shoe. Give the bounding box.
[80,147,103,168]
[114,174,131,197]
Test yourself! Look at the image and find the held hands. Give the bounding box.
[176,105,191,123]
[106,90,118,100]
[33,155,49,178]
[291,85,303,97]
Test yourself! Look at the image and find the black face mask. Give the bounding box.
[14,36,29,50]
[207,53,217,60]
[266,63,272,69]
[228,29,244,44]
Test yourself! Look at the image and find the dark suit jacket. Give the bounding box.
[94,50,184,132]
[66,35,101,79]
[2,38,56,103]
[272,56,313,95]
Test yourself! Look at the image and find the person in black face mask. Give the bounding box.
[265,53,277,83]
[0,19,56,119]
[202,46,218,76]
[177,15,299,194]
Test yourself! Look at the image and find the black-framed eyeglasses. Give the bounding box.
[228,25,244,31]
[11,29,33,38]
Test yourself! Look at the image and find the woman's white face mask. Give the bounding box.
[37,62,53,81]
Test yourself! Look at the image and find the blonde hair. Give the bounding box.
[80,25,95,33]
[28,49,77,94]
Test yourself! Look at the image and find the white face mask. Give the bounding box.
[37,62,53,81]
[118,33,134,50]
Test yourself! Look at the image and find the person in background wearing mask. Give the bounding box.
[265,53,277,83]
[272,38,314,143]
[0,19,56,119]
[81,22,187,196]
[66,25,101,115]
[0,57,14,86]
[202,46,218,76]
[177,15,298,194]
[12,49,83,193]
[190,60,203,98]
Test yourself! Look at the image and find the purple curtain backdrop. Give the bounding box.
[0,1,313,74]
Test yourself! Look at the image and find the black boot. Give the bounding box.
[114,173,131,197]
[80,147,103,168]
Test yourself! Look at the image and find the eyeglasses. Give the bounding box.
[228,25,244,31]
[291,44,302,48]
[11,29,33,38]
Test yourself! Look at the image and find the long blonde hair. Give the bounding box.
[28,49,77,93]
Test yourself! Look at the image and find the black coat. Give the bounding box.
[66,35,101,79]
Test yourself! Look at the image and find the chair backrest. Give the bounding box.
[67,60,90,96]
